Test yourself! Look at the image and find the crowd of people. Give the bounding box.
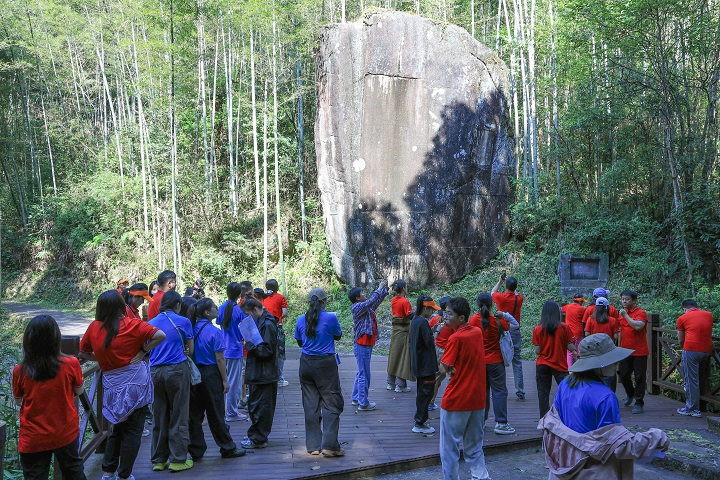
[10,270,715,480]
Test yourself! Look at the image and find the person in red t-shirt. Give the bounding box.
[429,296,452,411]
[387,280,414,393]
[584,297,620,392]
[80,291,165,480]
[148,270,177,321]
[439,297,490,480]
[470,293,519,435]
[492,274,525,400]
[123,283,153,321]
[12,315,87,480]
[581,287,621,325]
[617,290,649,414]
[676,299,715,417]
[262,279,290,387]
[533,301,575,418]
[561,293,586,367]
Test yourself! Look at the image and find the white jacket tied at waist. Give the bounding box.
[101,361,154,425]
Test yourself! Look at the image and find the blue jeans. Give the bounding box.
[682,350,710,411]
[352,344,373,407]
[485,362,508,424]
[225,357,244,418]
[440,408,489,480]
[510,329,524,397]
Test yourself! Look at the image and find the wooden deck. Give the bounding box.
[83,347,708,479]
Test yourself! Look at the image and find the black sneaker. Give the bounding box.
[221,448,246,458]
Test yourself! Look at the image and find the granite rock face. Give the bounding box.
[315,11,514,287]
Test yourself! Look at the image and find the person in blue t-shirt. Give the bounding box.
[148,291,194,472]
[553,333,634,433]
[294,288,344,457]
[188,298,246,461]
[217,282,249,422]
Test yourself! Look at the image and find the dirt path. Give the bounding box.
[2,301,91,336]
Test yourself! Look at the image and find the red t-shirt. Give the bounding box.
[441,324,486,411]
[492,291,523,323]
[532,323,573,372]
[391,296,413,318]
[469,313,509,365]
[12,357,83,453]
[429,315,441,328]
[125,304,140,320]
[435,324,453,349]
[263,292,288,325]
[677,309,714,352]
[619,307,648,356]
[80,317,158,371]
[562,302,586,339]
[148,290,165,320]
[582,304,620,325]
[584,316,619,338]
[355,312,378,347]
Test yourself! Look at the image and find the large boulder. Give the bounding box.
[315,11,514,288]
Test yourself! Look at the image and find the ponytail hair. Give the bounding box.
[594,304,609,324]
[96,290,126,349]
[391,279,407,294]
[476,292,493,330]
[194,297,215,326]
[415,295,428,315]
[223,282,243,331]
[305,294,325,339]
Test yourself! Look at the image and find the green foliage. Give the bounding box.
[0,307,25,478]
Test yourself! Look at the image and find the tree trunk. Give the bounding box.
[222,19,237,216]
[297,57,307,242]
[273,20,287,296]
[251,27,261,209]
[263,79,269,283]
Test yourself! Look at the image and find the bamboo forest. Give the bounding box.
[1,0,719,312]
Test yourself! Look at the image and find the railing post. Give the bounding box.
[0,420,6,476]
[700,356,711,412]
[647,313,661,395]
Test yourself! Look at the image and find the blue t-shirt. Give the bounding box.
[554,378,621,433]
[294,309,342,356]
[216,300,245,359]
[149,311,193,366]
[192,319,225,365]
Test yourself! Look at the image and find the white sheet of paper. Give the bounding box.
[238,316,264,346]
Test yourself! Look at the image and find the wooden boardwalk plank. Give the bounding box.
[84,347,705,479]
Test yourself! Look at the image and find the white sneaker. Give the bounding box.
[412,423,435,434]
[387,383,394,390]
[142,428,150,437]
[494,422,516,435]
[278,380,289,387]
[394,386,411,393]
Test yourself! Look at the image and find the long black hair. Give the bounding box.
[20,315,63,381]
[567,369,604,388]
[594,304,609,324]
[96,290,126,349]
[223,282,243,331]
[179,296,197,321]
[540,301,562,336]
[240,297,264,316]
[160,290,182,313]
[305,293,326,339]
[194,298,215,326]
[476,292,493,330]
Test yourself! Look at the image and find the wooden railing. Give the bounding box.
[647,313,720,410]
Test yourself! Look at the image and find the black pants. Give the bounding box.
[20,440,87,480]
[189,364,237,458]
[299,354,344,452]
[619,355,647,406]
[102,404,149,479]
[247,382,278,444]
[536,364,568,418]
[414,375,436,426]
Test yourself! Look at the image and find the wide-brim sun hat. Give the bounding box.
[308,288,328,302]
[569,333,635,373]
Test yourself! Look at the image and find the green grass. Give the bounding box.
[0,306,26,479]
